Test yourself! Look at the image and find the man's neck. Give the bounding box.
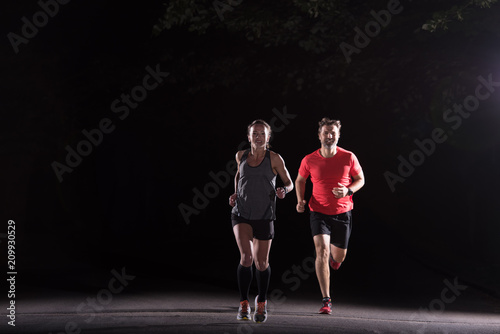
[320,146,337,158]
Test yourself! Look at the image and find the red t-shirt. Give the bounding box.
[298,147,362,215]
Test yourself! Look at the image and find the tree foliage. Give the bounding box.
[150,0,500,134]
[422,0,498,32]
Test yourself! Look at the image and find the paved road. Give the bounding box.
[6,273,500,334]
[6,224,500,334]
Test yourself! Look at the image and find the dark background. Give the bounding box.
[2,0,500,310]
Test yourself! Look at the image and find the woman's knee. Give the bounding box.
[254,258,269,271]
[240,253,253,267]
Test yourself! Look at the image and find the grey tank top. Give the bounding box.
[232,149,277,220]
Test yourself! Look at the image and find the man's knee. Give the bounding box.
[332,254,345,263]
[315,245,330,260]
[331,248,347,263]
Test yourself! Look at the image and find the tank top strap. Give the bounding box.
[241,149,250,162]
[265,150,274,174]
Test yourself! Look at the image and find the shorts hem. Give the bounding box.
[231,214,274,240]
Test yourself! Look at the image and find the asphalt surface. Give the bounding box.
[5,216,500,334]
[4,267,500,334]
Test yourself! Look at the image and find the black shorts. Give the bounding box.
[231,214,275,240]
[310,211,352,249]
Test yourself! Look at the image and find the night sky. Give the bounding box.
[2,0,500,306]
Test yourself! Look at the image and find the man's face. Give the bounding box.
[318,125,340,148]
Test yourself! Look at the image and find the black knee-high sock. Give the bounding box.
[237,264,253,301]
[256,266,271,302]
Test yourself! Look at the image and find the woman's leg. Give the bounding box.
[253,238,272,302]
[233,223,254,301]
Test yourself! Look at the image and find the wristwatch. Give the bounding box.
[347,188,353,196]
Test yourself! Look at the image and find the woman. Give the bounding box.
[229,119,293,323]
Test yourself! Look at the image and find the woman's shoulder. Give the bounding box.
[235,149,249,161]
[268,150,280,158]
[268,150,285,163]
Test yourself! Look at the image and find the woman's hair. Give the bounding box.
[247,119,272,148]
[318,117,341,134]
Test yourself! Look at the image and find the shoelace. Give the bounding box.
[256,301,266,314]
[240,301,249,313]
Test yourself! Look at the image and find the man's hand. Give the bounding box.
[229,193,237,207]
[296,199,307,213]
[332,182,348,198]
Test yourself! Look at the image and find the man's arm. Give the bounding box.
[349,171,365,193]
[333,170,365,198]
[295,173,307,213]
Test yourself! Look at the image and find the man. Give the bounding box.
[295,117,365,315]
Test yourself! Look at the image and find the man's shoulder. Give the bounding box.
[337,146,356,157]
[303,149,320,160]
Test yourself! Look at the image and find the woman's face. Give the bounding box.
[248,124,270,149]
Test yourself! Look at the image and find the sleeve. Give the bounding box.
[350,153,362,177]
[298,156,310,179]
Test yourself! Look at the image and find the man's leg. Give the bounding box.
[329,211,352,270]
[329,244,347,269]
[313,234,331,299]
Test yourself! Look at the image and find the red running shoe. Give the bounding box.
[319,297,332,314]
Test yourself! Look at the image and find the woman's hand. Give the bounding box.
[229,193,237,207]
[276,187,286,199]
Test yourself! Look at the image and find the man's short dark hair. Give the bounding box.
[318,117,341,133]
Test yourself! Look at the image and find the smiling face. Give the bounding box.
[248,124,270,149]
[318,124,340,149]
